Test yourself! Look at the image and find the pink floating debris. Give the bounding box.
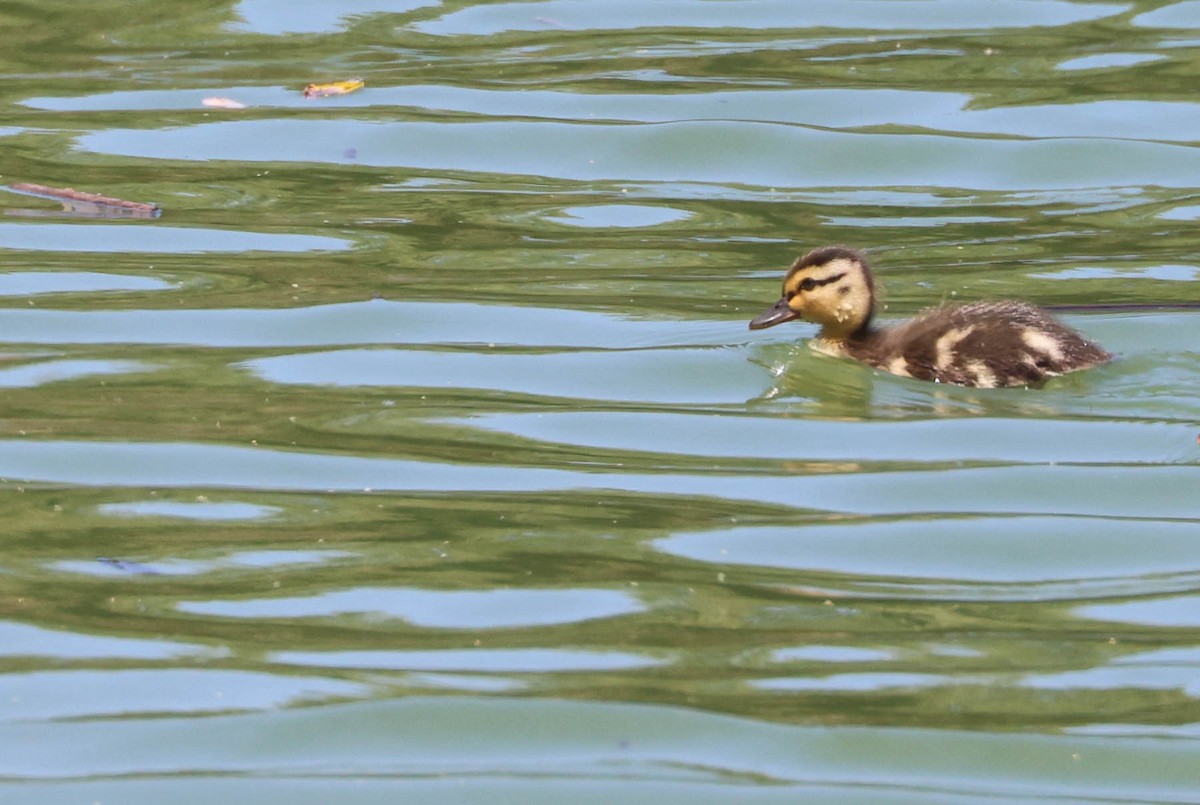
[202,97,247,109]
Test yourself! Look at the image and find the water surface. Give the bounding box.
[1,1,1199,802]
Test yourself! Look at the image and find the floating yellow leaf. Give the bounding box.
[303,79,364,99]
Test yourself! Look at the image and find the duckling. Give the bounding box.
[749,246,1111,388]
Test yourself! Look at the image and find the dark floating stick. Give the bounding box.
[4,182,162,219]
[96,556,162,575]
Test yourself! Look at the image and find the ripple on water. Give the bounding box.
[0,300,689,348]
[1132,2,1200,27]
[1074,595,1200,628]
[0,442,1195,520]
[1057,53,1165,71]
[0,223,351,253]
[770,645,898,663]
[546,204,691,228]
[1021,646,1200,696]
[76,119,1200,188]
[230,0,435,35]
[459,411,1195,464]
[654,517,1200,586]
[178,587,646,629]
[272,648,665,673]
[0,622,221,661]
[754,672,950,692]
[0,271,171,295]
[243,346,763,404]
[0,669,370,722]
[414,0,1124,35]
[97,500,282,521]
[40,85,1200,145]
[0,359,155,388]
[4,0,1200,799]
[54,549,353,578]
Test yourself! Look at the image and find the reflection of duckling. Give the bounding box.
[749,246,1112,388]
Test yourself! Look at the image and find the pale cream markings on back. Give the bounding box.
[965,360,997,388]
[934,326,974,372]
[1020,328,1065,363]
[885,356,912,377]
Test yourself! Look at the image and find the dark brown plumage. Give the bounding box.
[749,246,1112,388]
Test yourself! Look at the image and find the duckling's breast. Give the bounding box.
[843,301,1110,388]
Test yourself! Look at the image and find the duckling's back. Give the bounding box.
[845,301,1111,388]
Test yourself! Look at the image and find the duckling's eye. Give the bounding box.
[798,278,818,292]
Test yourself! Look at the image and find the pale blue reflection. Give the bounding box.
[0,271,170,296]
[43,86,1200,143]
[0,299,685,348]
[0,622,220,661]
[1112,646,1200,665]
[0,669,370,721]
[25,87,279,112]
[180,587,645,628]
[0,440,1196,520]
[55,549,352,577]
[1057,53,1164,70]
[1132,2,1200,27]
[821,214,1017,228]
[417,0,1123,36]
[655,519,1200,583]
[0,223,350,253]
[274,647,663,672]
[0,359,152,388]
[1032,264,1197,281]
[463,412,1187,464]
[244,347,762,404]
[1075,595,1200,627]
[771,646,895,663]
[222,550,354,568]
[79,119,1200,190]
[755,672,949,691]
[1023,666,1200,695]
[407,673,526,692]
[1073,723,1200,738]
[1159,205,1200,221]
[98,501,281,521]
[232,0,432,34]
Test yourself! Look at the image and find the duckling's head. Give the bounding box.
[748,245,875,339]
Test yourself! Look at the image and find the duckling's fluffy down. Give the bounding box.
[841,300,1111,388]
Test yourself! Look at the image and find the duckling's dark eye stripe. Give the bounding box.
[797,272,846,291]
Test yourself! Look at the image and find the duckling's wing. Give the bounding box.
[857,302,1110,388]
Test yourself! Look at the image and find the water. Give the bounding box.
[2,1,1199,802]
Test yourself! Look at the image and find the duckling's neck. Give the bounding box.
[813,319,877,358]
[817,307,876,343]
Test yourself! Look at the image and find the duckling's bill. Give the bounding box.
[749,297,799,330]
